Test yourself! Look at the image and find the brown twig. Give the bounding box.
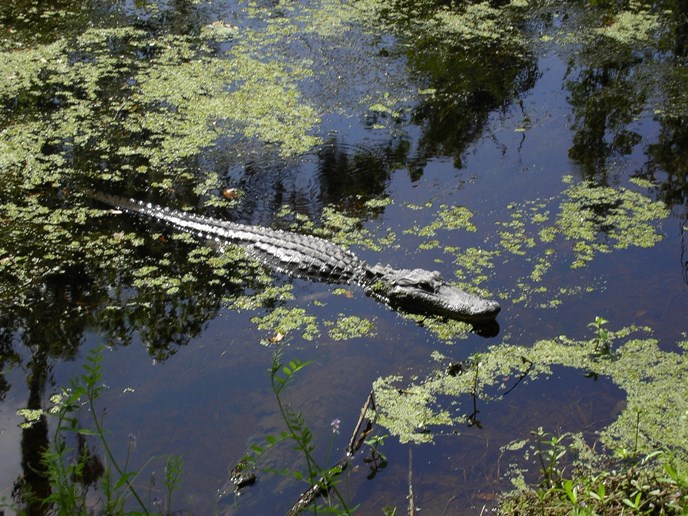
[408,447,415,515]
[288,390,378,514]
[347,389,376,456]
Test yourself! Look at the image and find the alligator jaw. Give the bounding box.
[366,265,501,322]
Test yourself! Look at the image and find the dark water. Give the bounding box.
[2,0,688,514]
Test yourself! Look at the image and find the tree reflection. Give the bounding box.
[562,0,688,287]
[644,0,688,210]
[14,350,51,513]
[566,52,646,181]
[410,49,537,171]
[7,272,86,511]
[0,242,252,510]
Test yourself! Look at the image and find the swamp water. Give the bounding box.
[1,0,687,513]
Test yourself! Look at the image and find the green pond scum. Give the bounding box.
[373,323,688,472]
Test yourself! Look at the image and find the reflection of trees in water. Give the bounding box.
[14,350,51,512]
[566,57,646,180]
[221,19,539,218]
[647,114,688,208]
[645,0,688,210]
[564,1,688,196]
[562,1,688,286]
[0,247,234,509]
[218,136,412,226]
[673,0,688,64]
[409,49,538,172]
[0,0,212,45]
[317,140,398,205]
[5,272,85,510]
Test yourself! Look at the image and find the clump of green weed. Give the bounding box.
[240,348,353,514]
[500,429,688,514]
[13,345,183,514]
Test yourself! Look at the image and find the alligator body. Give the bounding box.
[89,191,501,323]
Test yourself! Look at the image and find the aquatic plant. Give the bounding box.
[500,431,688,514]
[240,348,353,514]
[363,434,389,480]
[589,315,611,355]
[13,345,183,514]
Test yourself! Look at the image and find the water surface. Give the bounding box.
[1,0,687,513]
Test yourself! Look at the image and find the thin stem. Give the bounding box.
[87,383,149,513]
[271,373,318,483]
[270,353,350,514]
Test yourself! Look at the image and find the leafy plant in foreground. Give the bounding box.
[243,347,353,514]
[500,429,688,514]
[532,427,569,489]
[38,345,183,514]
[363,434,389,480]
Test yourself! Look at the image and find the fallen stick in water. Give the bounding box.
[288,390,377,515]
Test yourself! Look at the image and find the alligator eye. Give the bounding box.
[417,280,437,293]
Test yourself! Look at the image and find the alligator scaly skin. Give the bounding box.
[88,191,367,284]
[89,191,501,322]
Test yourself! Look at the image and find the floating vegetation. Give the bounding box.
[488,178,667,304]
[373,374,454,444]
[593,1,660,45]
[429,1,527,50]
[405,204,476,241]
[251,306,321,344]
[132,35,320,166]
[453,247,499,290]
[251,308,376,344]
[356,0,527,52]
[326,315,376,341]
[16,408,44,430]
[373,321,688,469]
[392,176,666,314]
[558,181,669,267]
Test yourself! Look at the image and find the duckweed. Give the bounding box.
[326,315,376,341]
[374,323,688,465]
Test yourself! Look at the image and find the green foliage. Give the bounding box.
[16,345,184,513]
[241,348,353,514]
[532,428,569,489]
[500,431,688,514]
[163,455,184,514]
[362,434,389,479]
[589,316,611,354]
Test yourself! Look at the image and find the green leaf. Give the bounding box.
[76,428,100,436]
[114,471,136,490]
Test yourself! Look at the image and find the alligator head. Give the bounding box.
[365,265,501,322]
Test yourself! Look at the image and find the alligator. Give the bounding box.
[88,191,501,323]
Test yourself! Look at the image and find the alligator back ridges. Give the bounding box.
[87,191,369,284]
[87,190,501,323]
